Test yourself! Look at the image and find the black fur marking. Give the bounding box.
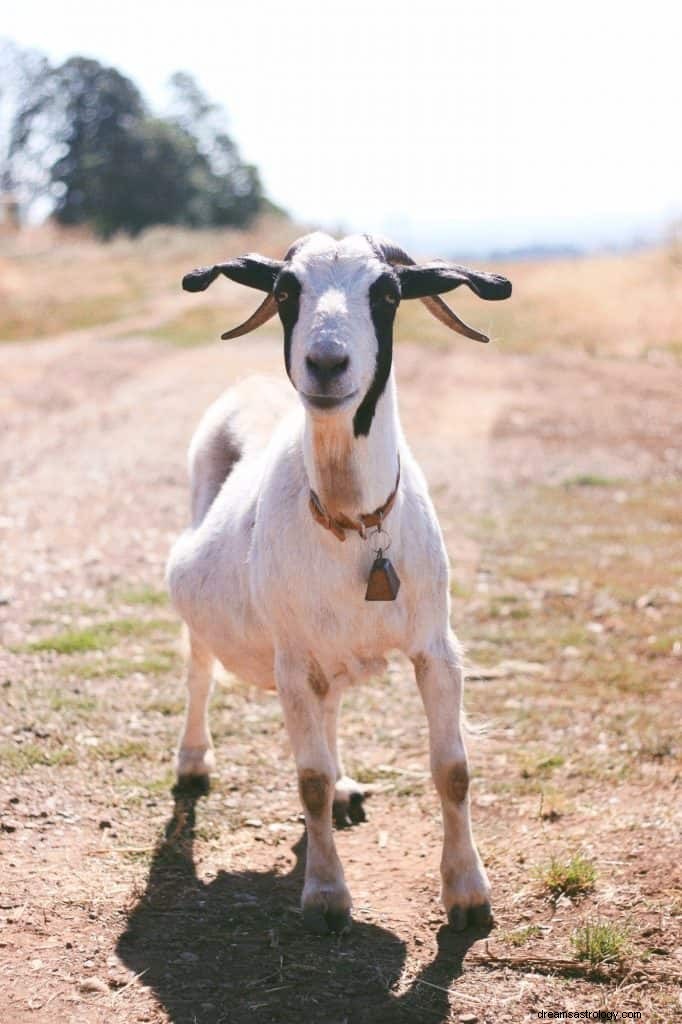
[274,270,302,380]
[353,271,400,438]
[398,263,512,301]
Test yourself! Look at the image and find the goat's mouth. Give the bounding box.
[302,390,358,411]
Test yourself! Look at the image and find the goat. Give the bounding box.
[166,232,512,934]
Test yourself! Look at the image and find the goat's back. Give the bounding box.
[188,375,296,527]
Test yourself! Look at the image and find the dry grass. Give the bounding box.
[397,245,682,361]
[1,226,680,1022]
[0,216,293,342]
[2,224,681,362]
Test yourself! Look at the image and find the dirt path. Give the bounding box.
[1,317,680,1023]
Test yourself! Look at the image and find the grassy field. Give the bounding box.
[2,222,682,361]
[0,223,680,1023]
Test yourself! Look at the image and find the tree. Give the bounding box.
[4,51,270,236]
[0,38,52,210]
[166,71,264,228]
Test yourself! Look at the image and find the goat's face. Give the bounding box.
[276,234,398,436]
[182,232,512,437]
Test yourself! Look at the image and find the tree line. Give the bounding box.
[0,39,277,237]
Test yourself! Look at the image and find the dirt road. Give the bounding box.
[1,316,680,1023]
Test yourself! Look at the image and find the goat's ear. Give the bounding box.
[397,262,512,302]
[182,254,284,294]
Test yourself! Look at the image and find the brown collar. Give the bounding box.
[309,459,401,542]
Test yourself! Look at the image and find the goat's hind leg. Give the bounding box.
[176,630,215,782]
[322,689,372,828]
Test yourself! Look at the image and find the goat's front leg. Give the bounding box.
[412,635,492,930]
[276,651,352,934]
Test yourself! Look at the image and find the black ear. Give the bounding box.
[398,262,512,302]
[182,254,284,294]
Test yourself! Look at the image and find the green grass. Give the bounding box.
[504,924,542,947]
[96,739,150,762]
[149,306,247,347]
[27,617,176,654]
[117,585,169,607]
[61,650,178,680]
[539,853,597,898]
[520,753,565,779]
[562,474,619,488]
[0,743,77,772]
[571,918,630,964]
[48,690,97,713]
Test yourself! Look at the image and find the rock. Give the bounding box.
[79,976,109,994]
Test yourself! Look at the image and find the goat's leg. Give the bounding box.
[322,691,371,828]
[176,631,215,780]
[276,651,352,934]
[412,635,492,930]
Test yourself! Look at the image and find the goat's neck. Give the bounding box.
[303,375,401,519]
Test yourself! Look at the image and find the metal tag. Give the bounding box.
[365,554,401,602]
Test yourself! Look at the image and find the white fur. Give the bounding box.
[166,233,490,932]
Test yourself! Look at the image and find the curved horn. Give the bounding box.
[365,234,493,344]
[221,293,278,340]
[419,294,489,344]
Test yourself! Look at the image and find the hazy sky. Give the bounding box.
[4,0,682,251]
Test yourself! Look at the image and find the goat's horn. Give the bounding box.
[365,234,490,344]
[419,294,489,344]
[221,293,278,340]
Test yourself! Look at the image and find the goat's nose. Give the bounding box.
[305,340,349,385]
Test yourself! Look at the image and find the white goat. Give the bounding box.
[166,232,512,934]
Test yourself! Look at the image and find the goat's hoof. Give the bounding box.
[332,776,374,828]
[302,904,352,935]
[176,745,214,781]
[447,901,493,932]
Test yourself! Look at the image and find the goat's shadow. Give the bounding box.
[117,783,489,1024]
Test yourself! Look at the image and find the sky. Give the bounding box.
[3,0,682,252]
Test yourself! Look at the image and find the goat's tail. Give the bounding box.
[187,392,243,528]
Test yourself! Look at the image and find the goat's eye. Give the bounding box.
[384,293,397,305]
[276,290,289,303]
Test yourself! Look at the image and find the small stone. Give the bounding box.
[98,820,112,830]
[179,951,199,962]
[459,1015,478,1023]
[243,818,263,828]
[79,976,109,994]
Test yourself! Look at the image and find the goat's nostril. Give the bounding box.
[306,352,349,380]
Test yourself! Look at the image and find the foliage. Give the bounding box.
[539,853,597,898]
[1,41,268,236]
[571,919,630,964]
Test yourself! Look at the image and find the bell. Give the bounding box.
[365,554,401,601]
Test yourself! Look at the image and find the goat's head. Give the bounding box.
[183,233,512,436]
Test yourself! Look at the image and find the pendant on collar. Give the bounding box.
[365,547,401,601]
[308,459,402,601]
